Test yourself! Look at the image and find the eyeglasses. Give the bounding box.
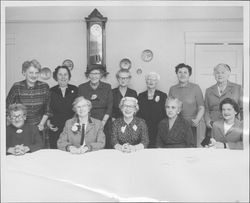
[89,72,101,76]
[10,114,24,120]
[119,77,130,80]
[123,105,136,109]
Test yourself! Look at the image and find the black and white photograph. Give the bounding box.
[1,1,249,202]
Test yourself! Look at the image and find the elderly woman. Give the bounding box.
[78,65,113,148]
[169,63,204,147]
[137,72,167,148]
[57,96,105,154]
[112,69,137,120]
[6,59,50,134]
[111,97,149,153]
[6,104,43,155]
[47,66,78,149]
[204,63,243,138]
[156,97,194,148]
[208,98,243,150]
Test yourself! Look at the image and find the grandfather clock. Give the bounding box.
[85,9,108,74]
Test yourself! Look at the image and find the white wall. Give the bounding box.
[5,7,243,95]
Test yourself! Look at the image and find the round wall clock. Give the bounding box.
[62,59,74,71]
[40,67,52,80]
[141,49,153,62]
[90,24,102,37]
[119,58,132,70]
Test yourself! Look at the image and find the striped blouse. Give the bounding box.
[6,80,51,125]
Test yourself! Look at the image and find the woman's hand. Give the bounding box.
[47,120,58,132]
[206,138,224,149]
[68,146,81,154]
[122,143,131,153]
[79,146,89,154]
[37,123,45,131]
[191,118,200,127]
[9,145,30,155]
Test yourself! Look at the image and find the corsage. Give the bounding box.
[16,129,23,134]
[155,95,160,102]
[71,123,81,133]
[121,126,126,133]
[90,94,98,101]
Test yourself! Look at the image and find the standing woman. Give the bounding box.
[137,72,167,148]
[78,65,113,148]
[6,59,50,145]
[169,63,204,147]
[204,63,243,138]
[112,69,137,120]
[47,65,78,149]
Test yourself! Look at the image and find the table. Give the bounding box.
[2,148,249,202]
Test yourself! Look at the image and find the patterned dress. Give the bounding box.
[111,117,149,148]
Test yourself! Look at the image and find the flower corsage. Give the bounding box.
[90,94,98,101]
[71,122,81,133]
[155,95,160,102]
[16,129,23,134]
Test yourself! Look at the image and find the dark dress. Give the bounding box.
[6,123,43,154]
[137,90,167,148]
[78,81,113,148]
[112,87,137,119]
[48,84,78,149]
[156,115,195,148]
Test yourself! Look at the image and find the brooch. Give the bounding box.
[16,129,23,134]
[155,95,160,102]
[91,94,98,100]
[132,125,137,131]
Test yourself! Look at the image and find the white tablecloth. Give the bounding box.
[2,148,249,202]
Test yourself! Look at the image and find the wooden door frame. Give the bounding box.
[185,32,243,82]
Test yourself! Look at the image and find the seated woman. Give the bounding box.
[209,98,243,150]
[156,97,195,148]
[57,96,105,154]
[6,103,43,155]
[111,97,149,153]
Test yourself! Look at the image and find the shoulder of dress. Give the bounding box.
[12,81,24,87]
[138,91,147,97]
[68,84,78,89]
[90,117,102,124]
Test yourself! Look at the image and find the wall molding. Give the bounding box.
[185,31,243,78]
[5,18,243,24]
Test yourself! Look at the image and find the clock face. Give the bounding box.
[90,24,102,37]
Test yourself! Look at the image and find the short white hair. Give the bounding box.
[145,72,160,81]
[119,97,139,113]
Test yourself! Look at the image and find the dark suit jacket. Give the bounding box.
[211,118,243,150]
[204,81,243,126]
[112,87,137,119]
[137,90,167,147]
[156,115,195,148]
